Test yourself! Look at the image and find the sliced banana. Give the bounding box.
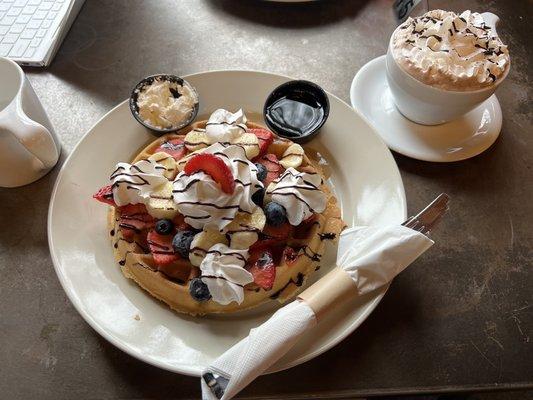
[263,182,276,204]
[146,181,179,219]
[234,133,260,160]
[148,152,177,180]
[184,129,209,152]
[224,207,266,249]
[189,229,228,266]
[279,143,304,169]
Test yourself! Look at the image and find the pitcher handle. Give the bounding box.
[0,101,59,170]
[481,12,500,34]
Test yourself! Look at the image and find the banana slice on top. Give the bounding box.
[224,207,266,249]
[279,143,304,169]
[184,129,209,152]
[234,133,260,160]
[146,181,179,219]
[148,152,177,180]
[189,230,228,267]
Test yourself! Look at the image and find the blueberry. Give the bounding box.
[189,278,211,302]
[252,188,265,206]
[155,219,174,235]
[264,202,287,226]
[255,163,267,181]
[172,230,196,257]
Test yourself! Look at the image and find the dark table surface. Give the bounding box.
[1,0,532,399]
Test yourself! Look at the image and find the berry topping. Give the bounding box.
[247,250,276,290]
[264,202,287,227]
[154,138,187,160]
[293,214,319,239]
[93,185,116,207]
[263,221,292,239]
[254,163,267,182]
[283,247,299,266]
[248,128,273,158]
[147,230,179,266]
[251,188,265,206]
[117,204,154,240]
[184,153,235,194]
[155,219,175,235]
[257,154,282,186]
[157,258,191,282]
[172,230,196,258]
[189,277,212,302]
[172,213,193,231]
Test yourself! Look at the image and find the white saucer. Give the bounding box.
[350,55,503,162]
[48,70,406,376]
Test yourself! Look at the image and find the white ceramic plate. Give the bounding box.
[48,70,406,376]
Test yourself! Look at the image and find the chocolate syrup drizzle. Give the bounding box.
[269,273,305,300]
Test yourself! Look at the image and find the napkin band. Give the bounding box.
[298,267,357,321]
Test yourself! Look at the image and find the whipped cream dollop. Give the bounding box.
[136,78,198,129]
[172,143,263,230]
[199,244,253,305]
[392,10,510,91]
[204,108,247,143]
[266,167,326,226]
[110,159,168,206]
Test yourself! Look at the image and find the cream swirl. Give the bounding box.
[199,244,253,305]
[110,159,168,206]
[392,10,510,91]
[204,108,247,143]
[266,167,326,226]
[172,143,263,230]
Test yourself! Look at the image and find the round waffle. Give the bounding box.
[108,119,344,315]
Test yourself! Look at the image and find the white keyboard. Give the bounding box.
[0,0,73,65]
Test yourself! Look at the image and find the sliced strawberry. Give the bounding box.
[147,230,179,266]
[263,222,293,240]
[154,138,187,160]
[293,214,319,239]
[117,204,155,240]
[249,239,285,265]
[184,153,235,194]
[283,246,299,266]
[93,184,116,207]
[246,250,276,290]
[257,154,282,186]
[172,213,193,231]
[157,258,191,282]
[248,128,273,158]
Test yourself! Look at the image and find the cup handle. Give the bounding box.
[481,12,500,34]
[0,104,59,169]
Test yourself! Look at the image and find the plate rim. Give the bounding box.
[48,69,406,376]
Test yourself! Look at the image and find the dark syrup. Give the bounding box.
[265,94,325,138]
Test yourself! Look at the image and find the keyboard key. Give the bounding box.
[35,28,46,37]
[0,12,5,20]
[47,11,57,19]
[0,26,9,35]
[51,2,61,11]
[41,19,51,28]
[16,13,31,23]
[2,33,18,44]
[14,0,29,6]
[0,16,16,25]
[23,46,35,58]
[9,38,30,57]
[33,10,46,19]
[27,19,41,29]
[9,23,24,33]
[20,28,36,39]
[28,0,41,5]
[22,5,37,14]
[38,2,52,11]
[6,7,22,17]
[0,4,11,12]
[0,43,13,56]
[29,37,41,47]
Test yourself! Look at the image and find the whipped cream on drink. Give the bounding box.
[392,10,510,91]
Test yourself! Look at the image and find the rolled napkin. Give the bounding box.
[201,225,434,400]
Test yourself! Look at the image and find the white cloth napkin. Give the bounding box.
[201,225,434,400]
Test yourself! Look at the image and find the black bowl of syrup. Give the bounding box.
[263,80,329,143]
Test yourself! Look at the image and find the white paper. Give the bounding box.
[201,225,433,400]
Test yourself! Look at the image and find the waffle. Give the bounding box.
[108,119,345,315]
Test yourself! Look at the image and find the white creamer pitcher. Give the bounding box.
[0,57,60,187]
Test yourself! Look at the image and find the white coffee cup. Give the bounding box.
[385,12,509,126]
[0,57,60,187]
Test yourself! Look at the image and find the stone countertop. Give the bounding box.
[1,0,531,398]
